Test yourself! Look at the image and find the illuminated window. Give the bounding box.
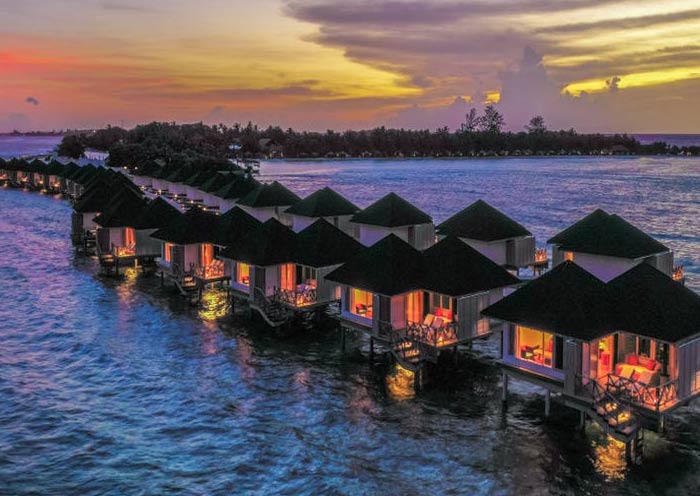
[406,291,423,324]
[565,251,574,261]
[200,244,214,266]
[237,263,250,286]
[693,371,700,394]
[164,242,173,263]
[124,227,135,247]
[430,293,453,321]
[351,289,373,318]
[280,264,295,291]
[476,318,489,336]
[516,326,555,368]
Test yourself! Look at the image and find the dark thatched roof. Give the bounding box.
[482,261,610,340]
[184,170,216,187]
[326,234,426,296]
[350,192,432,228]
[436,200,531,241]
[93,192,148,228]
[219,218,296,266]
[237,181,301,208]
[285,187,359,218]
[150,207,220,245]
[294,219,364,268]
[200,173,231,193]
[422,236,520,296]
[74,178,139,213]
[214,174,260,200]
[547,209,669,259]
[165,167,194,183]
[607,264,700,342]
[213,206,262,246]
[132,197,182,231]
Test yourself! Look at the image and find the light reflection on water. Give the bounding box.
[2,158,700,494]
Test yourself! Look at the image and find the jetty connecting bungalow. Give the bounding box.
[327,235,520,374]
[436,200,546,275]
[350,192,435,250]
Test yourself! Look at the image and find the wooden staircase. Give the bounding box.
[250,287,293,327]
[582,379,640,442]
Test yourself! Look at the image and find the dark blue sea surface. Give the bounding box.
[1,148,700,493]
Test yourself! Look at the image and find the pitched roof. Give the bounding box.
[184,169,215,187]
[607,264,700,342]
[214,174,260,200]
[132,197,182,230]
[326,234,426,296]
[436,200,531,241]
[74,179,136,213]
[165,167,194,183]
[285,187,359,218]
[350,192,432,228]
[294,219,364,268]
[422,236,520,296]
[482,261,610,340]
[547,209,669,259]
[219,218,296,266]
[237,181,301,208]
[133,160,160,176]
[45,161,66,175]
[200,172,231,193]
[213,206,262,246]
[93,192,148,228]
[150,207,220,244]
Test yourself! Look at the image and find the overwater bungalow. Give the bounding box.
[148,165,172,194]
[163,167,193,198]
[58,162,81,194]
[277,219,364,310]
[285,186,360,234]
[130,197,183,261]
[93,191,147,261]
[483,261,700,457]
[236,181,301,224]
[0,159,7,184]
[219,218,296,304]
[198,172,231,210]
[43,161,66,193]
[128,160,160,189]
[548,209,675,282]
[327,234,519,366]
[66,164,99,198]
[436,200,542,274]
[150,207,226,293]
[182,169,215,203]
[29,160,47,190]
[350,192,434,250]
[212,174,260,213]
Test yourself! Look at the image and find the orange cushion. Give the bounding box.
[627,354,638,365]
[443,309,453,320]
[646,359,657,371]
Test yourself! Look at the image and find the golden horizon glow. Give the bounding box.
[1,0,699,132]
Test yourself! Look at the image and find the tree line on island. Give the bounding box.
[57,106,699,169]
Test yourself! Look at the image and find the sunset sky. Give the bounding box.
[2,0,700,133]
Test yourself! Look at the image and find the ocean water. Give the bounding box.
[2,138,700,494]
[0,135,62,159]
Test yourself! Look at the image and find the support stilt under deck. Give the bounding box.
[544,389,551,418]
[501,371,508,405]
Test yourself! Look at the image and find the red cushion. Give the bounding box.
[631,371,640,381]
[434,308,443,317]
[627,354,638,365]
[443,310,453,320]
[646,359,657,371]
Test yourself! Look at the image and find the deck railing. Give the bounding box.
[274,287,317,307]
[605,374,678,412]
[405,321,459,348]
[193,261,225,280]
